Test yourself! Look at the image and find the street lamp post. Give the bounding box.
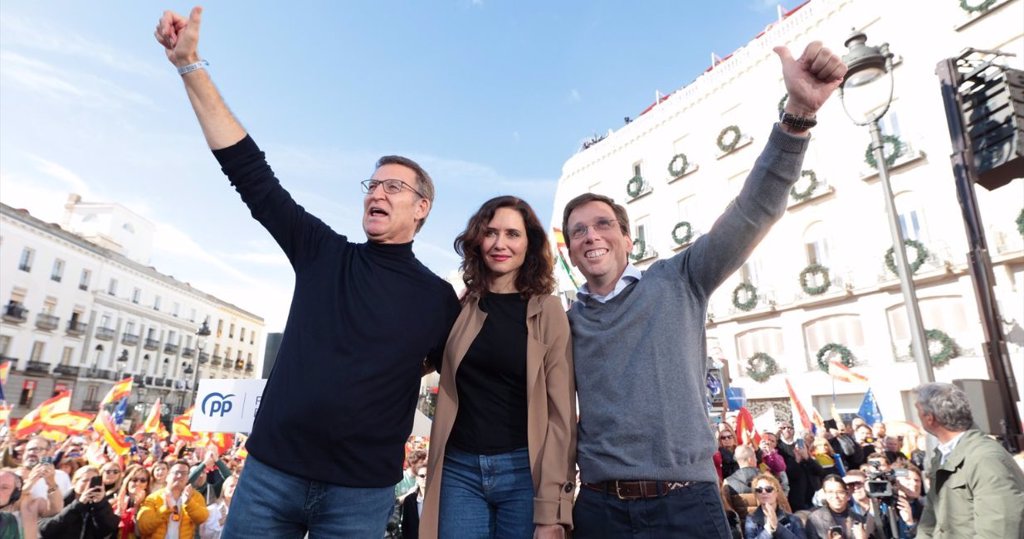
[115,350,129,380]
[840,31,934,384]
[193,319,211,407]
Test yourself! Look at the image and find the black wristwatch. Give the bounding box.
[779,111,817,132]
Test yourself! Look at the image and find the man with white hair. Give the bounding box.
[914,382,1024,539]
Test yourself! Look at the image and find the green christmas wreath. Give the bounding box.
[717,125,742,153]
[790,170,819,201]
[817,343,855,372]
[671,221,693,245]
[799,264,831,295]
[885,239,928,275]
[732,282,758,311]
[626,175,644,198]
[630,237,646,262]
[668,153,689,177]
[960,0,996,13]
[865,134,905,169]
[920,329,960,367]
[746,352,778,383]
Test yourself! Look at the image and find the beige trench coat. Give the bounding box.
[419,294,577,538]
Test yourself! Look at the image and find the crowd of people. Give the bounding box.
[0,431,243,538]
[1,5,998,539]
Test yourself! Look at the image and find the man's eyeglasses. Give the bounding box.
[719,434,734,440]
[754,486,775,494]
[129,477,148,483]
[568,218,619,240]
[360,179,426,199]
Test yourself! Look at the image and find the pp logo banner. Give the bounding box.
[191,379,267,433]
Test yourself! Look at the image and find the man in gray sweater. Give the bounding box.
[561,42,847,538]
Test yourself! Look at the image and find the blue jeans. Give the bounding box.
[438,446,534,539]
[223,455,395,539]
[572,480,732,539]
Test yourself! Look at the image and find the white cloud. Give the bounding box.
[0,51,155,110]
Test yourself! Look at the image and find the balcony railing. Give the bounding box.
[66,320,87,336]
[245,362,255,373]
[95,327,116,341]
[211,355,222,367]
[181,348,195,359]
[2,303,28,324]
[197,351,209,364]
[163,343,179,355]
[164,378,173,388]
[121,333,140,346]
[35,313,59,331]
[84,368,113,380]
[144,339,160,351]
[25,360,50,373]
[53,364,80,377]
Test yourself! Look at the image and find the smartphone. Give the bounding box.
[40,456,54,465]
[89,475,103,489]
[795,438,805,450]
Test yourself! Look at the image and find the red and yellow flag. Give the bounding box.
[172,407,197,442]
[100,377,134,407]
[784,378,814,433]
[734,406,762,447]
[198,432,235,455]
[828,359,869,384]
[43,411,94,435]
[15,391,71,437]
[0,360,10,385]
[92,410,131,455]
[811,407,826,434]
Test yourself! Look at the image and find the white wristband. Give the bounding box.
[177,59,208,76]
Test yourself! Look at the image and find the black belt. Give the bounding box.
[581,480,694,500]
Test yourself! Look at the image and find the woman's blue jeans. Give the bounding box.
[438,446,534,539]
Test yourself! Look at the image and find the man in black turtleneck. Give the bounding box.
[155,7,461,538]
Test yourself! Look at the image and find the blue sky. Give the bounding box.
[1,1,791,330]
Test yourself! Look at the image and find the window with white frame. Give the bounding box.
[61,347,74,365]
[132,288,141,304]
[0,335,11,356]
[803,221,831,266]
[108,278,118,296]
[153,296,161,311]
[100,314,112,329]
[30,341,45,362]
[887,296,971,360]
[125,321,135,336]
[19,248,34,272]
[803,315,866,369]
[736,327,785,373]
[895,192,927,243]
[42,297,57,314]
[172,302,180,317]
[634,216,651,257]
[189,308,197,322]
[79,269,91,291]
[51,259,65,282]
[740,258,763,286]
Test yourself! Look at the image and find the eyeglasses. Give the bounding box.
[129,477,149,483]
[719,435,734,440]
[568,218,619,240]
[754,486,775,494]
[360,179,426,199]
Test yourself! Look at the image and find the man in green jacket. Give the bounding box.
[914,382,1024,538]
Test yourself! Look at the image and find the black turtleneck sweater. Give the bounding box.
[213,136,460,487]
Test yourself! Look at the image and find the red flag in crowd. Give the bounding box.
[100,377,134,407]
[43,410,94,435]
[734,406,762,447]
[784,378,814,433]
[828,359,869,384]
[172,407,197,442]
[92,410,131,455]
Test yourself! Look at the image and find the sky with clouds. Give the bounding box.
[1,0,791,331]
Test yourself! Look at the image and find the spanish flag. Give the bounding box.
[811,407,827,434]
[784,378,814,433]
[15,391,71,437]
[172,407,197,442]
[43,411,94,435]
[100,377,134,407]
[140,398,163,434]
[828,359,869,384]
[93,410,131,455]
[734,406,761,447]
[198,432,234,455]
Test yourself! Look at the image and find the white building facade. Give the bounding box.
[550,0,1024,424]
[0,200,264,424]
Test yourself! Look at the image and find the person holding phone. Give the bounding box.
[804,475,874,539]
[38,466,120,539]
[19,437,68,517]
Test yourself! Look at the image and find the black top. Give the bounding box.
[448,292,529,455]
[213,136,460,487]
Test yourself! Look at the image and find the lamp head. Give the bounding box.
[842,30,890,88]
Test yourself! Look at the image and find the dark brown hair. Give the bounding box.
[560,192,630,249]
[455,196,554,300]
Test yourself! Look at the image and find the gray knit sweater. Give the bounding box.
[570,125,808,483]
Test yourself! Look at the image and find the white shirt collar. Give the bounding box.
[577,264,642,303]
[937,431,967,465]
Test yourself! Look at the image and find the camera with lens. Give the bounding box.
[864,466,907,499]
